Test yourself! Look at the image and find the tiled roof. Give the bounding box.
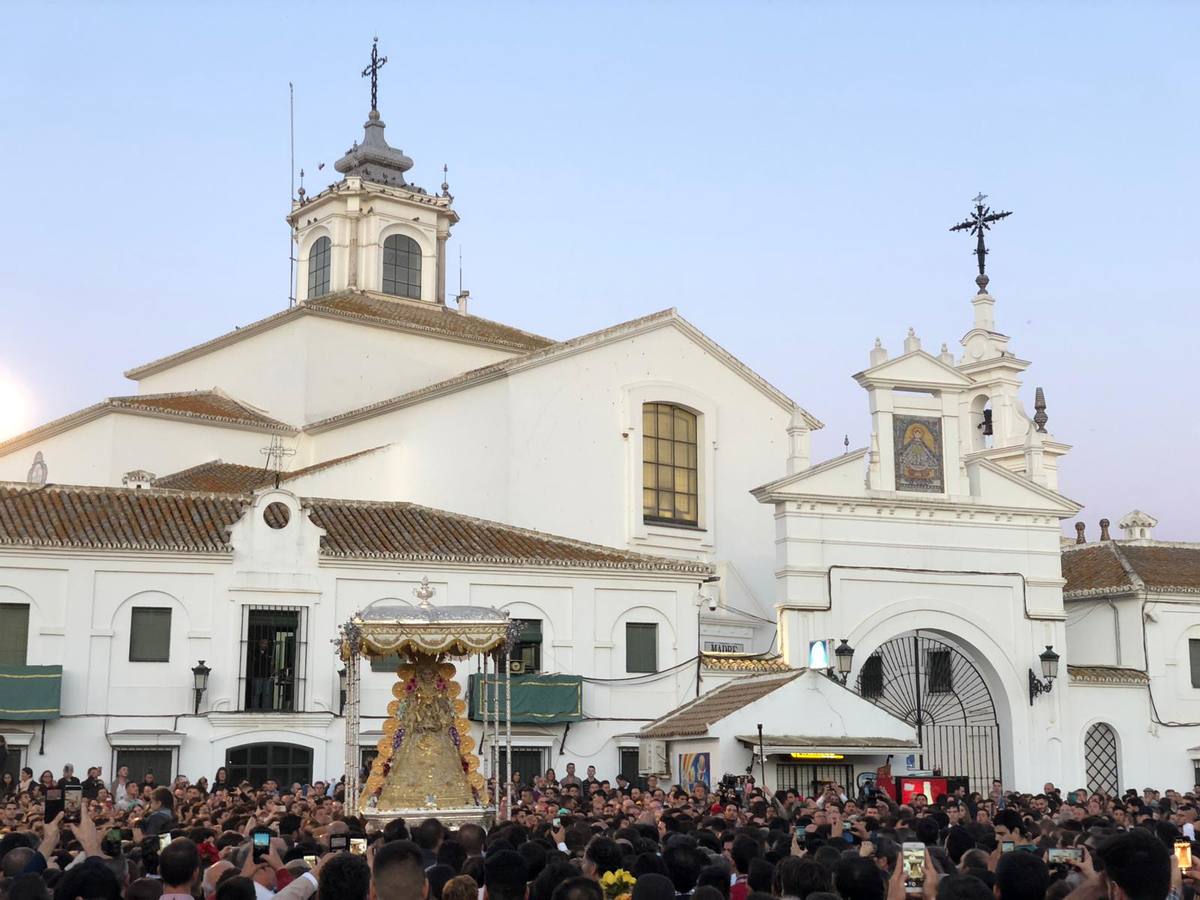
[735,734,920,750]
[1067,665,1151,686]
[154,447,388,493]
[307,308,819,433]
[0,390,295,454]
[305,293,554,352]
[0,483,712,574]
[1061,544,1135,597]
[639,670,804,738]
[701,654,791,673]
[125,291,553,379]
[1117,544,1200,593]
[1062,541,1200,597]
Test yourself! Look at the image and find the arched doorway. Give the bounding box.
[855,632,1001,793]
[1084,723,1119,795]
[226,742,313,788]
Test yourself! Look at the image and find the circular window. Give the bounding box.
[263,502,291,529]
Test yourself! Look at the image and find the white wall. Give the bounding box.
[311,321,792,633]
[135,315,517,430]
[0,489,703,785]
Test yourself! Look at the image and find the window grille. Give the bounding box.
[226,742,313,788]
[307,236,331,298]
[514,619,542,673]
[626,623,658,673]
[926,650,953,694]
[239,606,308,712]
[382,234,421,299]
[642,403,699,526]
[129,608,171,662]
[0,604,30,666]
[1084,723,1120,796]
[860,655,884,699]
[114,748,174,786]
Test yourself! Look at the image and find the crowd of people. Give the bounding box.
[0,759,1192,900]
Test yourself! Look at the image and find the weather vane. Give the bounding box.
[949,193,1012,292]
[362,36,388,112]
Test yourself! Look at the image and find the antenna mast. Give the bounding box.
[288,82,297,308]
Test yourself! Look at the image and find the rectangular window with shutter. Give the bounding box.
[1190,640,1200,689]
[926,650,953,694]
[0,604,30,666]
[129,608,171,662]
[514,619,542,673]
[626,623,658,674]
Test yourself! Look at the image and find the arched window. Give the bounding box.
[1084,722,1119,795]
[307,236,331,299]
[642,402,698,526]
[382,234,422,299]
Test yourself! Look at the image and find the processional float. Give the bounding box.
[338,586,517,828]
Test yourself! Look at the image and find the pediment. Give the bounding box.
[853,350,974,389]
[752,449,868,500]
[968,459,1082,515]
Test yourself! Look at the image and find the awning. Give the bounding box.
[737,734,921,756]
[0,665,63,720]
[468,673,583,724]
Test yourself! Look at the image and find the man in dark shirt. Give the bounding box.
[56,764,81,792]
[80,766,104,800]
[251,637,277,710]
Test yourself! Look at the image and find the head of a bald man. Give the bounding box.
[372,839,428,900]
[202,859,234,897]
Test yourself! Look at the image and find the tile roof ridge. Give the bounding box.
[0,480,257,500]
[305,308,683,432]
[124,305,302,379]
[282,445,390,480]
[640,668,803,734]
[1107,541,1147,592]
[302,494,713,572]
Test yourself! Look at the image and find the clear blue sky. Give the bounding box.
[1,2,1196,537]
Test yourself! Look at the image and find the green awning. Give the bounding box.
[0,665,62,720]
[468,673,583,724]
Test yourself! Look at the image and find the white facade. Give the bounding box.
[0,488,705,784]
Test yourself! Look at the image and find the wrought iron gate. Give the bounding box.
[855,633,1001,794]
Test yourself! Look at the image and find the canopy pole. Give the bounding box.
[345,645,361,805]
[504,644,513,820]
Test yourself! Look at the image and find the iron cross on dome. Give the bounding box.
[362,36,388,112]
[950,193,1012,292]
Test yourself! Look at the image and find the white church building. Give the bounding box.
[1,55,1197,798]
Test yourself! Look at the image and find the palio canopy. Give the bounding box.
[344,604,515,658]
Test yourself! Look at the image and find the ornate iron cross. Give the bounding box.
[362,37,388,112]
[260,436,297,488]
[950,193,1012,290]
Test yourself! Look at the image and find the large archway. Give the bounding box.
[855,632,1001,793]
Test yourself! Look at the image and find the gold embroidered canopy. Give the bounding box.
[343,604,515,659]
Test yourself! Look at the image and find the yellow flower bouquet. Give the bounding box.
[599,869,637,900]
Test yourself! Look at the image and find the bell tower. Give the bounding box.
[289,39,459,305]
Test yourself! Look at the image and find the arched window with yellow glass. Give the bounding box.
[642,402,699,526]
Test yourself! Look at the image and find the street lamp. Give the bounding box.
[191,660,211,715]
[338,665,348,715]
[1028,645,1060,705]
[833,640,855,685]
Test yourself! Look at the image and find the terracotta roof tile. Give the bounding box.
[154,447,388,493]
[1060,544,1135,597]
[639,670,804,738]
[700,654,791,673]
[1062,541,1200,597]
[1067,665,1150,686]
[0,483,711,574]
[306,293,554,352]
[0,390,295,454]
[1115,544,1200,593]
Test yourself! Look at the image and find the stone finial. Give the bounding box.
[1075,522,1086,544]
[903,328,921,354]
[1099,518,1111,541]
[1034,387,1048,433]
[869,338,888,367]
[939,343,955,366]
